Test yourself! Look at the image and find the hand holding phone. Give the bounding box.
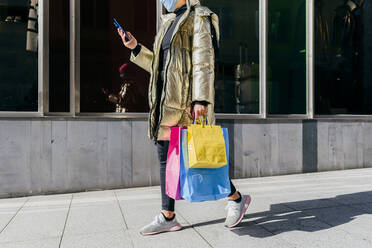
[114,18,131,41]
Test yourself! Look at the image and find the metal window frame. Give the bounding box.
[307,0,314,119]
[42,0,73,117]
[2,0,372,120]
[72,0,79,116]
[259,0,268,119]
[40,0,49,115]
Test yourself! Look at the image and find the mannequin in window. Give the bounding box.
[314,0,332,113]
[331,0,363,112]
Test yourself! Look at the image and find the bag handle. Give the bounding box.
[193,116,209,127]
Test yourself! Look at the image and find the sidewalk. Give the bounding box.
[0,168,371,248]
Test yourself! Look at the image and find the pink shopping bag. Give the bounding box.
[165,126,186,200]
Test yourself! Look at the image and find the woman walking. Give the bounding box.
[118,0,251,235]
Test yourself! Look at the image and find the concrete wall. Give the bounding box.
[0,118,372,198]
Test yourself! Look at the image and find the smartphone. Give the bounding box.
[114,18,131,41]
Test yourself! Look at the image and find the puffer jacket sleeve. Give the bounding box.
[130,44,153,73]
[192,13,215,104]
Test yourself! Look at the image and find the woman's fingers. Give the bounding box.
[127,31,134,39]
[117,29,137,49]
[118,29,127,43]
[193,105,207,121]
[195,110,200,120]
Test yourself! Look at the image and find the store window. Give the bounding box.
[80,0,156,113]
[268,0,307,114]
[315,0,372,115]
[202,0,260,114]
[49,0,69,112]
[0,0,38,111]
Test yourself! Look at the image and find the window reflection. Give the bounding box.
[80,0,156,113]
[315,0,372,114]
[202,0,260,114]
[0,0,38,111]
[268,0,307,114]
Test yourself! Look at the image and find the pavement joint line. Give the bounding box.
[114,191,129,230]
[58,194,73,248]
[0,198,29,235]
[176,211,213,248]
[114,191,134,248]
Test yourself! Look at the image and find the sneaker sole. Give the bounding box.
[140,225,183,236]
[227,196,252,228]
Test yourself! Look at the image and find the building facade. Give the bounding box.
[0,0,371,197]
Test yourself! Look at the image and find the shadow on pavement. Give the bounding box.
[190,191,372,237]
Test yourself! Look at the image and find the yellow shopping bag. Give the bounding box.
[187,119,227,169]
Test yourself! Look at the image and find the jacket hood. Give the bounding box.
[187,0,200,8]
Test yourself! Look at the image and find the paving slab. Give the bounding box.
[269,225,372,248]
[0,205,68,243]
[351,203,372,214]
[303,205,372,243]
[72,191,117,206]
[61,191,127,236]
[245,207,372,248]
[0,195,71,243]
[60,230,132,248]
[0,197,28,209]
[0,198,27,232]
[115,187,161,199]
[328,190,372,205]
[191,220,296,248]
[0,238,60,248]
[127,228,211,248]
[63,203,126,235]
[25,194,72,208]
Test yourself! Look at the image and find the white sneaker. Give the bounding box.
[140,213,183,235]
[225,195,252,228]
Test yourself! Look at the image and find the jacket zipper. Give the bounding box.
[149,21,173,139]
[154,8,192,140]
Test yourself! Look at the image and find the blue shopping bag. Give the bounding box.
[179,128,231,202]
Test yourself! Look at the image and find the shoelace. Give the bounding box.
[225,200,240,217]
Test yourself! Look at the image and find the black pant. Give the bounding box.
[157,140,237,212]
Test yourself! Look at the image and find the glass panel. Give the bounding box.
[201,0,260,114]
[268,0,307,114]
[80,0,156,113]
[315,0,372,115]
[49,0,69,112]
[0,0,38,111]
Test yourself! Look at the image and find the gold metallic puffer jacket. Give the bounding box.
[130,0,219,141]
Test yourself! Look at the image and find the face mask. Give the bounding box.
[161,0,178,12]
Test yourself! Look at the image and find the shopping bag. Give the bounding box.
[187,122,227,168]
[180,128,231,202]
[165,126,186,200]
